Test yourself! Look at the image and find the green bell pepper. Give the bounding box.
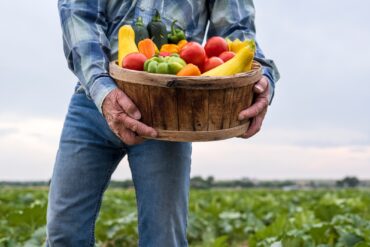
[168,20,186,44]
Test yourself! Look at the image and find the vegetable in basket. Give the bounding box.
[138,38,157,59]
[122,53,147,71]
[160,44,180,54]
[226,38,255,53]
[144,55,186,75]
[179,42,206,68]
[132,16,149,44]
[118,25,138,66]
[204,36,228,57]
[147,10,168,48]
[167,20,186,44]
[177,64,201,76]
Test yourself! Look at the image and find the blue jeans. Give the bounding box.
[46,89,192,247]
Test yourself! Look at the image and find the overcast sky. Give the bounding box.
[0,1,369,181]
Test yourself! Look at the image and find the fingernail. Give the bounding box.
[256,85,263,92]
[238,115,244,121]
[133,112,141,120]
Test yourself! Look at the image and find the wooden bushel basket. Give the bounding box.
[109,60,262,142]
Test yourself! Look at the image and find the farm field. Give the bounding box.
[0,187,369,247]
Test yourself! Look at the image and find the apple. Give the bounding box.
[219,51,236,62]
[204,36,229,58]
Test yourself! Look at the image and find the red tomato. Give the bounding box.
[204,36,228,58]
[202,57,224,72]
[219,51,236,62]
[122,53,147,71]
[179,42,206,67]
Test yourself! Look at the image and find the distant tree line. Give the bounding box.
[0,176,366,189]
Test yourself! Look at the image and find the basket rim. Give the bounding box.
[109,60,262,90]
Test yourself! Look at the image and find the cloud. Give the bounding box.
[0,127,18,137]
[190,141,370,180]
[0,115,369,181]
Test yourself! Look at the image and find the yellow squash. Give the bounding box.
[201,45,255,76]
[118,25,139,66]
[227,38,255,53]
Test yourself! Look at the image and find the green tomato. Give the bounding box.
[148,61,158,73]
[168,62,184,75]
[156,62,169,74]
[168,57,186,67]
[144,59,151,72]
[151,56,164,63]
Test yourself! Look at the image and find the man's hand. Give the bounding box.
[238,76,270,139]
[102,88,157,145]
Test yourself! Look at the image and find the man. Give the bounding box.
[47,0,279,246]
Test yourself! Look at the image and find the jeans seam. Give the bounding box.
[128,156,142,247]
[88,152,125,247]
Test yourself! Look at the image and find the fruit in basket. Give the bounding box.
[177,64,201,76]
[179,42,206,67]
[132,16,149,44]
[202,57,224,72]
[118,25,139,67]
[204,36,229,58]
[147,10,168,48]
[201,46,254,76]
[218,51,235,62]
[122,53,147,71]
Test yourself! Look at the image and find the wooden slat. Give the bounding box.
[208,90,225,130]
[118,82,153,126]
[191,90,209,131]
[222,88,234,129]
[149,87,178,130]
[230,87,246,128]
[177,89,193,131]
[142,123,249,142]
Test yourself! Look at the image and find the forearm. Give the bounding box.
[58,0,117,112]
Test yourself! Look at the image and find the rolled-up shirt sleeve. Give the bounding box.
[207,0,280,103]
[58,0,117,112]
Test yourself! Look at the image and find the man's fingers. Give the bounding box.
[241,109,267,139]
[254,76,269,94]
[117,128,144,145]
[117,114,157,138]
[116,91,141,120]
[238,97,268,120]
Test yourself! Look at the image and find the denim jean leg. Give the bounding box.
[127,140,192,247]
[46,91,126,247]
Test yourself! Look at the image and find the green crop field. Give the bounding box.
[0,187,369,247]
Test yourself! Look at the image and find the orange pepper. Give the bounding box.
[138,39,156,59]
[177,39,188,50]
[160,44,179,53]
[176,64,201,76]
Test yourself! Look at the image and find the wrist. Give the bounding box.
[90,76,117,113]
